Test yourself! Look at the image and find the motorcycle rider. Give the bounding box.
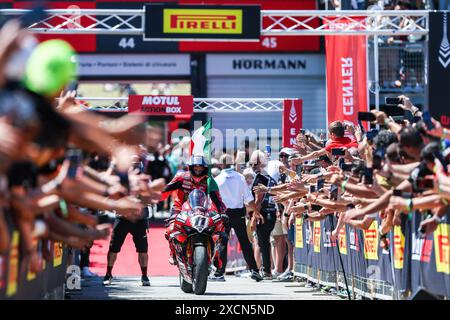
[162,155,227,265]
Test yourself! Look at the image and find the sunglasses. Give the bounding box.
[279,154,289,158]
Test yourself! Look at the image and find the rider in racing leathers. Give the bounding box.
[162,155,227,265]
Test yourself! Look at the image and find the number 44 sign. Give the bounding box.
[119,37,136,49]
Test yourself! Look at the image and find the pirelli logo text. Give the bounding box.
[163,9,242,34]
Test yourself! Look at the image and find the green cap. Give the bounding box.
[24,39,78,97]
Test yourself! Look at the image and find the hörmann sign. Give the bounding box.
[144,4,260,41]
[128,95,194,116]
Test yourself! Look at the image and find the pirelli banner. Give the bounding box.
[144,4,261,41]
[294,211,450,299]
[0,218,68,300]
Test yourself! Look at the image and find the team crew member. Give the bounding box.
[162,155,227,264]
[103,157,150,287]
[211,154,264,282]
[250,150,278,280]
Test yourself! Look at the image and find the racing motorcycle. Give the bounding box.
[170,189,225,295]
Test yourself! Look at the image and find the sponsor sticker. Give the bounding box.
[313,221,321,253]
[53,242,63,267]
[338,228,347,255]
[295,218,303,248]
[394,225,405,269]
[6,231,19,297]
[434,223,449,274]
[363,220,379,260]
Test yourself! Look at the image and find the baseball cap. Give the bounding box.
[279,147,294,156]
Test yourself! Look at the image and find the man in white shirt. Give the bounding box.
[211,154,264,282]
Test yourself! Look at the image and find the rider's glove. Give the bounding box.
[220,213,230,225]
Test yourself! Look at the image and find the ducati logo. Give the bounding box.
[289,100,297,124]
[439,12,450,68]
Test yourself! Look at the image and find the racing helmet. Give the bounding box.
[188,155,209,180]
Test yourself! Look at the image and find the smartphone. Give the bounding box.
[416,178,434,189]
[66,80,78,93]
[393,189,403,197]
[385,97,402,106]
[358,112,376,122]
[433,151,448,173]
[330,184,338,201]
[331,148,346,156]
[340,163,353,172]
[67,149,82,179]
[300,129,306,135]
[366,129,379,141]
[391,115,405,124]
[295,165,302,179]
[363,167,374,185]
[317,179,325,191]
[422,111,434,130]
[309,185,316,193]
[404,110,414,123]
[413,116,422,123]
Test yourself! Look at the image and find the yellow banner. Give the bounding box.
[313,221,321,253]
[295,218,303,248]
[434,223,449,274]
[364,220,379,260]
[394,225,405,269]
[27,238,38,281]
[163,9,243,34]
[6,231,19,297]
[53,242,63,267]
[338,228,347,255]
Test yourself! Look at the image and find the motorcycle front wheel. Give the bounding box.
[192,245,208,295]
[179,273,193,293]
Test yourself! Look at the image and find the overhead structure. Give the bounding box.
[76,97,285,113]
[0,8,430,112]
[0,9,429,36]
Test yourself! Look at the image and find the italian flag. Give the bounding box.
[190,119,218,192]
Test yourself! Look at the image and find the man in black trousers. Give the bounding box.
[211,154,264,282]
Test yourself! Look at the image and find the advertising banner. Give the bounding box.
[128,95,194,117]
[282,99,303,148]
[144,4,260,41]
[411,210,450,297]
[325,17,368,128]
[428,11,450,128]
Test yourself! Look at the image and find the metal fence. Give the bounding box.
[369,40,427,94]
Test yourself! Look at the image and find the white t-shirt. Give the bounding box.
[215,168,254,209]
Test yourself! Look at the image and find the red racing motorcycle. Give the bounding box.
[170,189,225,295]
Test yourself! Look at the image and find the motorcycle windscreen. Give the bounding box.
[188,189,208,209]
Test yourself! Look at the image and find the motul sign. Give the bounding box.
[282,99,303,148]
[128,95,194,116]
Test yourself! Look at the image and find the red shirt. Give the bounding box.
[324,137,358,152]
